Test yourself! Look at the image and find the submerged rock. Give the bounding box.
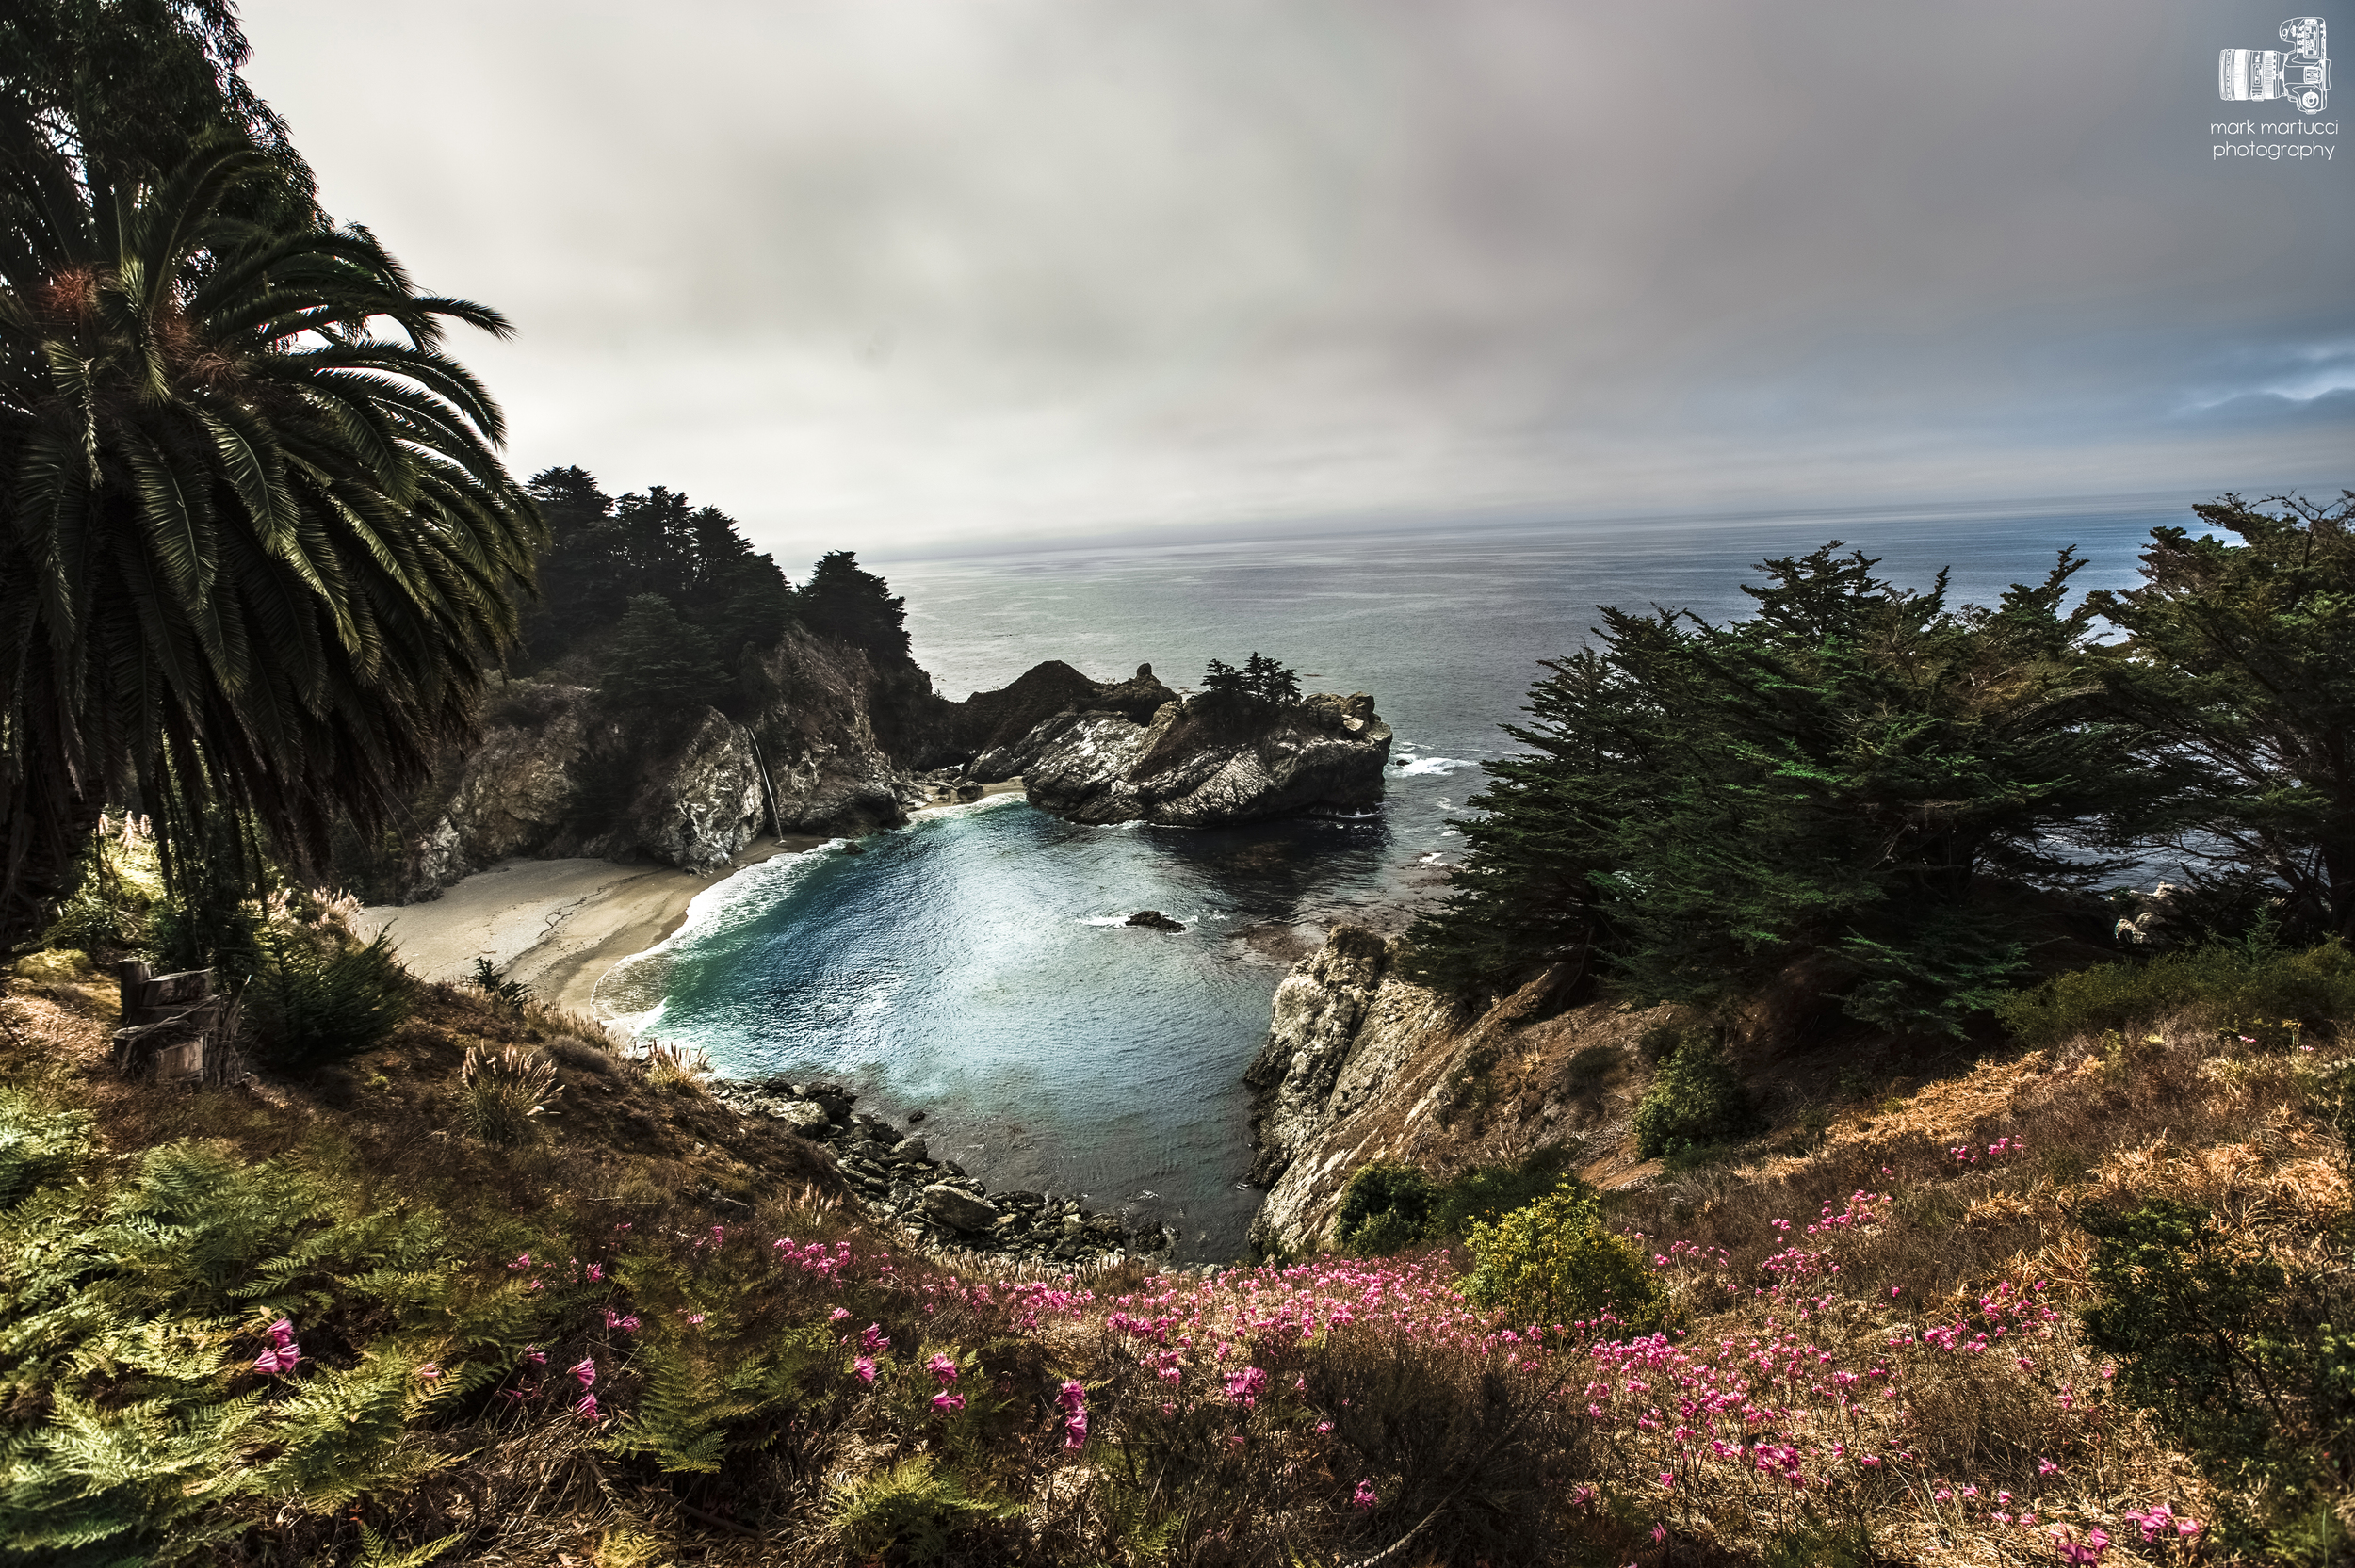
[1125,910,1185,931]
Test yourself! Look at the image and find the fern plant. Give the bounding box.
[0,1095,574,1563]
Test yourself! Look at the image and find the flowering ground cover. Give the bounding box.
[0,962,2344,1564]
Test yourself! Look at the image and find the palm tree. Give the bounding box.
[0,139,544,948]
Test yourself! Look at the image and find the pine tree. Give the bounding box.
[797,552,910,663]
[2087,492,2355,940]
[600,595,725,713]
[1407,543,2146,1033]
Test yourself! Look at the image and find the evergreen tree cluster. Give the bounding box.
[1199,653,1302,708]
[1406,494,2355,1035]
[521,468,912,714]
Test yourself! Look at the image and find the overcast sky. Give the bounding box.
[241,0,2352,563]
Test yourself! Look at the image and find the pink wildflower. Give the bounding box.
[853,1356,877,1384]
[415,1362,441,1381]
[252,1318,301,1376]
[860,1323,889,1354]
[575,1393,600,1420]
[830,1306,850,1321]
[1352,1479,1377,1511]
[926,1352,958,1387]
[931,1391,966,1413]
[571,1358,597,1389]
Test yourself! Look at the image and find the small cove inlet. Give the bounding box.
[594,793,1407,1259]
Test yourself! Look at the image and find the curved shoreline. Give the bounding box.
[358,783,1028,1023]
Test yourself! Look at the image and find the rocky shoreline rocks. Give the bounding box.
[403,646,1392,901]
[715,1078,1177,1265]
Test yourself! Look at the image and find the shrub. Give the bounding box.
[1997,935,2355,1047]
[642,1039,714,1094]
[0,1101,560,1565]
[1336,1162,1434,1255]
[247,931,415,1070]
[1631,1039,1761,1158]
[1425,1144,1583,1240]
[458,1044,560,1146]
[467,956,533,1015]
[1463,1184,1666,1331]
[2080,1198,2355,1549]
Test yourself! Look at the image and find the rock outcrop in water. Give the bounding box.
[400,640,1389,898]
[978,687,1393,827]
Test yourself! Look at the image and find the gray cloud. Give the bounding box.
[242,0,2352,562]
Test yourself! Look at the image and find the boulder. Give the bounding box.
[889,1136,930,1163]
[921,1185,1001,1233]
[1126,910,1185,931]
[773,1100,833,1135]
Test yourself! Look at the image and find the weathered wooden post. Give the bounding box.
[115,962,222,1083]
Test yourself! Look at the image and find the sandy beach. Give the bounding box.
[360,784,1028,1024]
[359,836,824,1018]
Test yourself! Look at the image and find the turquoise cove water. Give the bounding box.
[601,505,2180,1258]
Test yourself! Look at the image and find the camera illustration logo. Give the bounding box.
[2219,17,2330,114]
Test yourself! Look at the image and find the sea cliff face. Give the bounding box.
[402,647,1391,899]
[403,630,935,897]
[1244,924,1678,1253]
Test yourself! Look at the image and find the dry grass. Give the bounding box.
[5,956,2347,1565]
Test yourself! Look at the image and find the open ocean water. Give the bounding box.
[599,506,2180,1258]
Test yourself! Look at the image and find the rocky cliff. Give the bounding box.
[403,629,944,898]
[404,645,1394,899]
[1244,925,1681,1253]
[978,690,1393,827]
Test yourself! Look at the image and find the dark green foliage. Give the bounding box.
[1336,1162,1434,1255]
[797,550,911,664]
[467,956,533,1015]
[0,0,317,227]
[148,810,269,987]
[1996,933,2355,1047]
[1426,1144,1584,1241]
[1199,653,1301,709]
[1405,542,2141,1033]
[2081,1199,2355,1546]
[1631,1038,1762,1158]
[520,470,795,683]
[2087,493,2355,942]
[246,931,414,1069]
[0,137,541,951]
[1462,1182,1667,1331]
[1339,1146,1588,1256]
[599,594,727,713]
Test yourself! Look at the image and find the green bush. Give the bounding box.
[1425,1144,1583,1240]
[1336,1162,1434,1255]
[2080,1198,2355,1552]
[1997,935,2355,1048]
[247,930,415,1069]
[1463,1185,1666,1332]
[1631,1040,1761,1158]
